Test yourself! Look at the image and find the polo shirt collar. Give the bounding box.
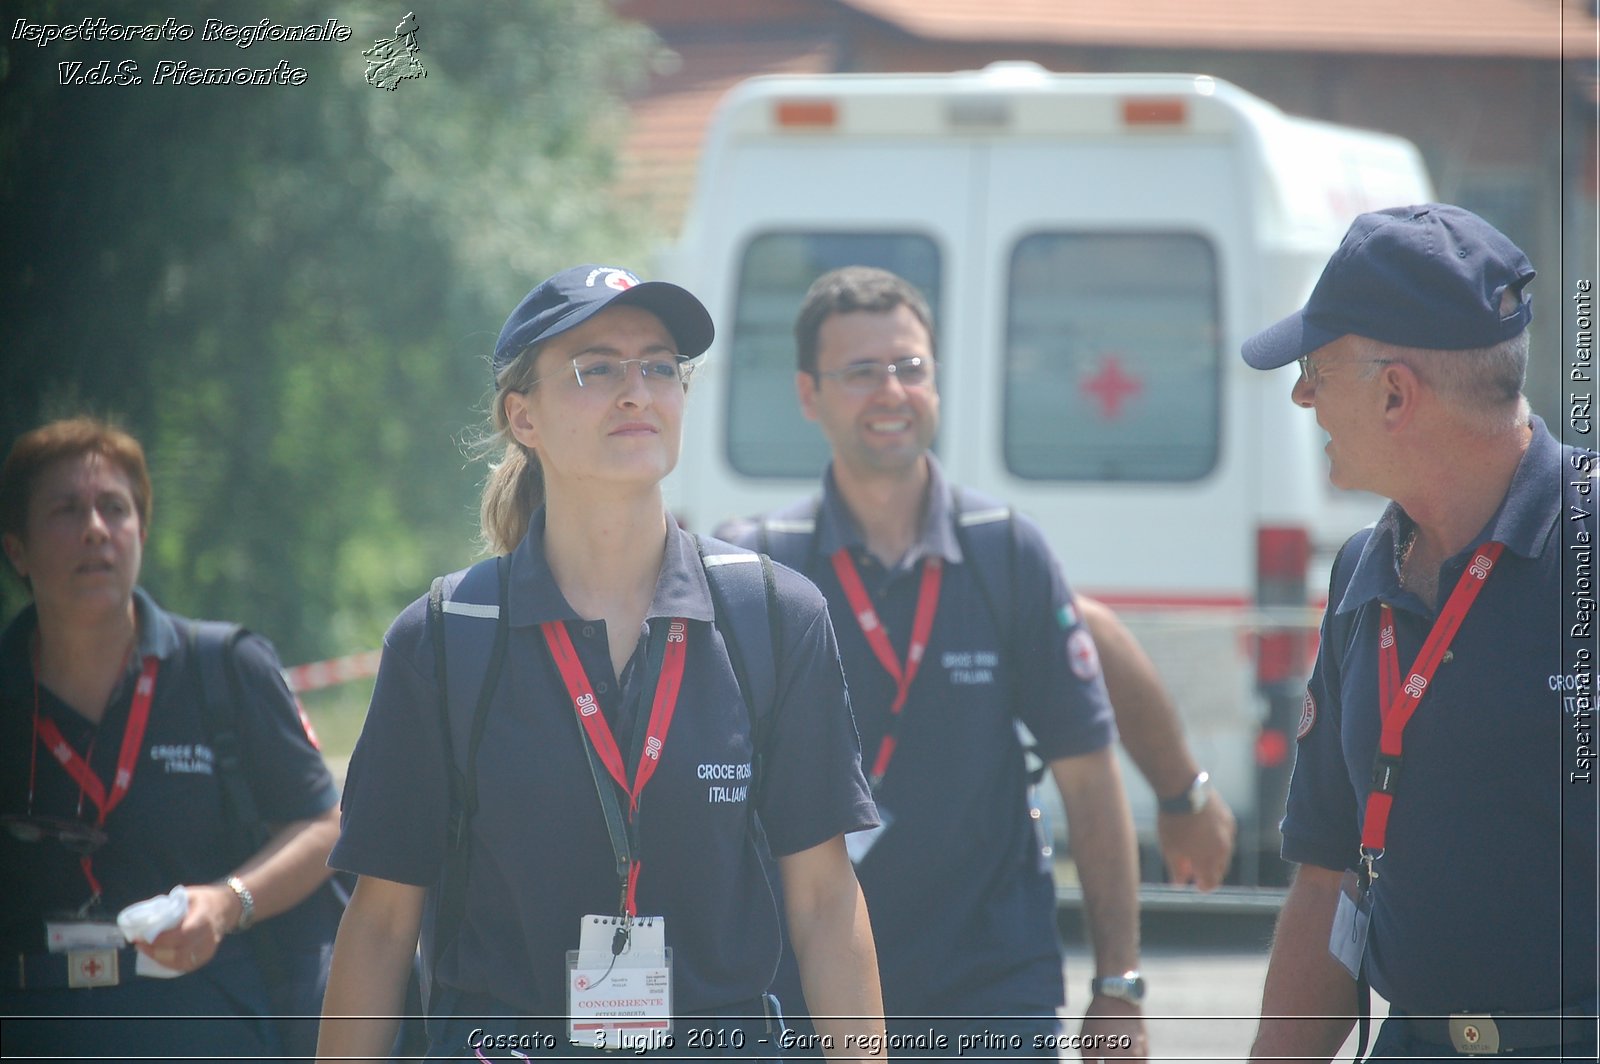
[0,594,176,732]
[132,587,182,660]
[1335,416,1561,615]
[504,509,716,628]
[816,455,964,571]
[0,587,181,667]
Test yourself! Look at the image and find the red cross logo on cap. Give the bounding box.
[587,267,640,291]
[1462,1025,1481,1044]
[1081,354,1143,419]
[80,956,104,979]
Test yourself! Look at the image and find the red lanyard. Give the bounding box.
[1359,541,1503,881]
[542,619,688,916]
[830,549,943,786]
[33,655,161,899]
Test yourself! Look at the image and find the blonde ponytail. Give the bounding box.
[478,346,545,555]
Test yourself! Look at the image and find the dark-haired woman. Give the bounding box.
[0,417,340,1061]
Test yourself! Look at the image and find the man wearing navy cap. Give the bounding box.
[1244,205,1597,1060]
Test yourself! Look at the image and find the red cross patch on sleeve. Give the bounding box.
[1296,689,1317,740]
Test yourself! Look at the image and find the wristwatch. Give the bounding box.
[1157,770,1211,815]
[224,875,256,933]
[1090,971,1147,1006]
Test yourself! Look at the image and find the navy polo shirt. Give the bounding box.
[720,458,1116,1017]
[332,514,875,1018]
[0,589,339,952]
[1282,418,1598,1014]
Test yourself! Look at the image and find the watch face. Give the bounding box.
[1094,974,1146,1004]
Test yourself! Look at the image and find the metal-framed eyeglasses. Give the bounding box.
[526,354,694,393]
[1296,354,1396,389]
[817,356,934,395]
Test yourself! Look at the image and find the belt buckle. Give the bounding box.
[1448,1014,1501,1055]
[66,947,119,989]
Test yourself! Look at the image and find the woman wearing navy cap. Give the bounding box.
[319,266,884,1061]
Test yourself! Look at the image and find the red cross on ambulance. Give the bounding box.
[1080,353,1143,419]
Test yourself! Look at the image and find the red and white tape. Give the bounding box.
[281,650,383,693]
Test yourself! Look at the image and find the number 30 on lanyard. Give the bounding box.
[1359,541,1502,887]
[830,550,942,789]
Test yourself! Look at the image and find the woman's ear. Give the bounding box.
[503,389,542,451]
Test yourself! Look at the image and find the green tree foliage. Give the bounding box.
[0,0,660,661]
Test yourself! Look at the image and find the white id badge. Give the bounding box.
[845,807,894,865]
[568,915,672,1051]
[1328,870,1371,980]
[46,920,125,953]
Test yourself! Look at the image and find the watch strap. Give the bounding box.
[1158,769,1210,814]
[1090,971,1146,1005]
[224,875,255,933]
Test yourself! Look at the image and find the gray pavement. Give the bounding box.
[1057,913,1388,1062]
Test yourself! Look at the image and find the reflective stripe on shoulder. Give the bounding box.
[957,507,1009,526]
[703,553,761,568]
[763,518,815,534]
[442,601,500,618]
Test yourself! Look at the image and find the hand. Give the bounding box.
[134,882,236,973]
[1080,996,1148,1061]
[1157,789,1237,892]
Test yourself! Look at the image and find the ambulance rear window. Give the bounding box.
[1003,232,1220,481]
[726,232,942,477]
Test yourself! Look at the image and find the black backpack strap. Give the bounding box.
[461,556,513,826]
[426,571,468,914]
[191,619,314,1037]
[191,620,265,864]
[755,495,824,577]
[949,485,1016,648]
[428,576,457,832]
[948,487,1044,784]
[697,536,781,806]
[423,554,511,1012]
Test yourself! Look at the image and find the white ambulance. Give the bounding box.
[659,64,1433,892]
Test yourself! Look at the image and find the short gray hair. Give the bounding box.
[1356,330,1529,430]
[1355,283,1530,430]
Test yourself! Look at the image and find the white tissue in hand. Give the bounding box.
[117,884,189,942]
[118,885,189,978]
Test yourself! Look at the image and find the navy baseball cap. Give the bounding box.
[1241,204,1535,370]
[492,265,714,378]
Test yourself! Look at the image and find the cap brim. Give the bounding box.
[608,281,715,359]
[1240,310,1341,370]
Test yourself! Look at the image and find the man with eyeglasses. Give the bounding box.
[1242,204,1597,1061]
[717,265,1235,1059]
